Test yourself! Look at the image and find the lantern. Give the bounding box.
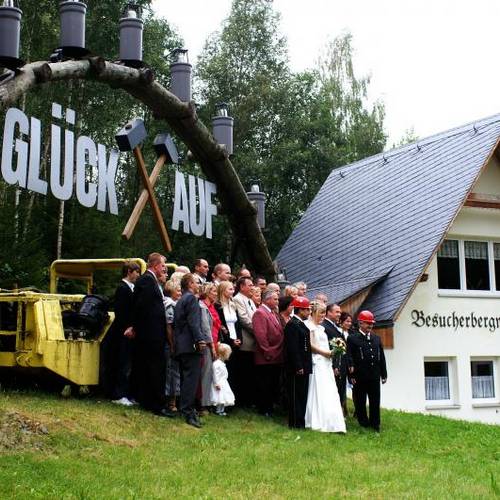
[119,4,143,68]
[247,183,266,229]
[0,0,23,70]
[59,0,88,58]
[169,48,192,102]
[212,102,234,156]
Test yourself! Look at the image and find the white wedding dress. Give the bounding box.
[305,321,346,433]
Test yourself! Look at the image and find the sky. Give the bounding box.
[153,0,500,147]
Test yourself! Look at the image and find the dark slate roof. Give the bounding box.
[277,113,500,321]
[306,266,393,305]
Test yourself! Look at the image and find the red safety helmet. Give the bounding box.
[291,296,311,309]
[357,310,375,324]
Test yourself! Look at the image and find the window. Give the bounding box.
[471,360,495,399]
[464,241,490,290]
[437,239,500,292]
[495,244,500,292]
[437,240,460,289]
[425,361,450,400]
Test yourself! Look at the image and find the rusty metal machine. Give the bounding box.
[0,258,177,390]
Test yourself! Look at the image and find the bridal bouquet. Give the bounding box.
[329,337,346,356]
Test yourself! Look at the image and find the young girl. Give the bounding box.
[210,343,235,416]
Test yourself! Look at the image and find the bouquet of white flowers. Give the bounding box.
[329,337,346,356]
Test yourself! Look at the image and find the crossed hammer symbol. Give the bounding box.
[116,119,178,253]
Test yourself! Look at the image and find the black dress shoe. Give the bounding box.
[185,415,202,428]
[154,408,176,418]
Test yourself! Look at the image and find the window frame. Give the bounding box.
[423,357,458,407]
[438,239,500,297]
[470,357,499,404]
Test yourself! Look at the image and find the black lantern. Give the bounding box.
[247,183,266,229]
[276,269,290,292]
[119,4,143,68]
[59,0,88,58]
[169,48,192,102]
[0,0,24,70]
[212,102,234,155]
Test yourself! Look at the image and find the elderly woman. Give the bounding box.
[199,283,221,413]
[284,285,298,298]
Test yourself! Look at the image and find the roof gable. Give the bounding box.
[277,114,500,321]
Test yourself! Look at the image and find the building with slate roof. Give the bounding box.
[277,113,500,424]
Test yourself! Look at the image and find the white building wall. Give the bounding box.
[383,203,500,425]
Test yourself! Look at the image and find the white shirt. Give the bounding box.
[122,278,134,292]
[147,269,164,296]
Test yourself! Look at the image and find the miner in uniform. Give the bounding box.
[347,310,387,432]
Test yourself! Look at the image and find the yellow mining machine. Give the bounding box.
[0,258,175,391]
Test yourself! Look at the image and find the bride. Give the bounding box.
[305,301,346,433]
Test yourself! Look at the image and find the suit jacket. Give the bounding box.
[109,280,134,337]
[322,318,348,373]
[233,292,256,352]
[173,291,204,355]
[131,271,166,345]
[214,302,242,347]
[347,331,387,382]
[284,316,312,375]
[252,305,284,365]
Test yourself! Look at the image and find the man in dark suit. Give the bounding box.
[284,296,312,428]
[104,261,141,405]
[252,290,284,416]
[126,253,171,417]
[347,310,387,432]
[322,304,348,414]
[174,273,207,428]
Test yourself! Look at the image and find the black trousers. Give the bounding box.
[352,378,381,430]
[178,352,202,417]
[255,364,281,415]
[231,350,256,407]
[335,371,347,406]
[287,372,309,428]
[133,338,167,413]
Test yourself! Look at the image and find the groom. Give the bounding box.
[284,296,312,428]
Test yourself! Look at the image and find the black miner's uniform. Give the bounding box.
[284,316,312,428]
[347,331,387,431]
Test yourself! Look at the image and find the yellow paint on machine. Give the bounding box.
[0,258,158,387]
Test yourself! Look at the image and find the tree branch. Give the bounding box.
[0,59,276,279]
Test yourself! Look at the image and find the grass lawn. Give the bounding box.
[0,390,499,499]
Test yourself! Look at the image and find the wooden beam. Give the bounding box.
[122,154,166,241]
[0,59,276,278]
[133,147,172,253]
[374,326,394,349]
[465,192,500,209]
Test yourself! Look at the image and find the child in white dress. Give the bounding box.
[210,343,235,416]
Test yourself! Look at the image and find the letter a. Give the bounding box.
[172,170,190,234]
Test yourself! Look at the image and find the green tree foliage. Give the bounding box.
[0,0,387,291]
[196,1,386,258]
[0,1,182,290]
